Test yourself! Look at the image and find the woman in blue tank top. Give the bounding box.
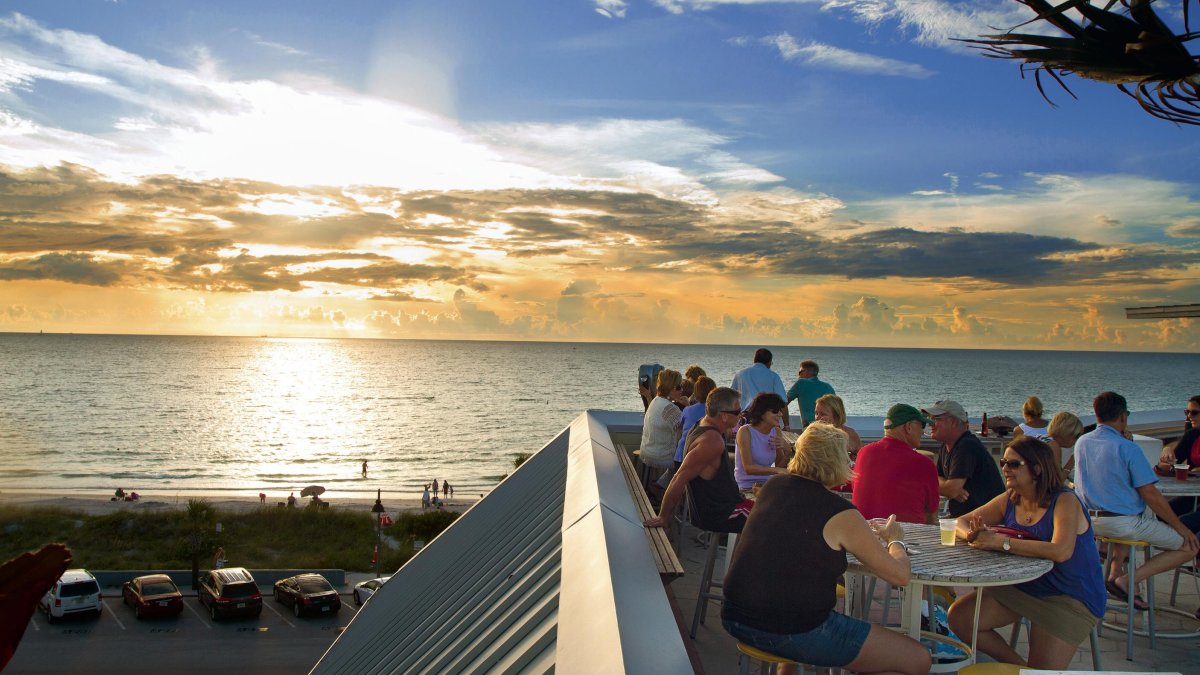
[946,437,1105,670]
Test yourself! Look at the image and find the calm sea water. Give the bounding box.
[0,333,1195,499]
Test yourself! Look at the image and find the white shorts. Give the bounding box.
[1092,506,1185,551]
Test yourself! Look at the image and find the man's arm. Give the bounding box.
[644,433,721,528]
[1137,483,1200,552]
[939,476,969,502]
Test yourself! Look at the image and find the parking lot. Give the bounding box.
[7,590,360,674]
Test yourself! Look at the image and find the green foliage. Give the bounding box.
[0,504,457,572]
[512,452,531,469]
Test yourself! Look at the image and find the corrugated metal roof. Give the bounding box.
[311,410,691,675]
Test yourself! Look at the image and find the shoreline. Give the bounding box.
[0,489,477,517]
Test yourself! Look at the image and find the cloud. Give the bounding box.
[595,0,630,18]
[761,32,934,78]
[0,252,126,285]
[1167,219,1200,238]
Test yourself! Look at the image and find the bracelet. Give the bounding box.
[886,540,908,553]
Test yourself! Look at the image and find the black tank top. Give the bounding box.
[684,424,743,533]
[721,474,856,633]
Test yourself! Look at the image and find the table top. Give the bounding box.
[1157,478,1200,497]
[849,523,1052,586]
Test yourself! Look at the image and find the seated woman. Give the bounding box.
[1011,396,1052,442]
[1047,411,1083,476]
[722,423,932,675]
[1157,395,1200,526]
[733,392,789,489]
[947,437,1105,670]
[814,394,861,457]
[638,368,687,470]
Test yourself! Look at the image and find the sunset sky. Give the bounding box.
[1,0,1197,350]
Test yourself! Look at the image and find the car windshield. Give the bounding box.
[143,582,177,595]
[60,581,99,597]
[298,578,333,594]
[222,582,258,599]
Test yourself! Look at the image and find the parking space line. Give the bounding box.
[184,600,213,628]
[263,600,295,628]
[103,600,127,630]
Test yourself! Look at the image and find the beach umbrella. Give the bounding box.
[300,485,325,498]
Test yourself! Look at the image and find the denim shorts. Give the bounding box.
[722,611,870,667]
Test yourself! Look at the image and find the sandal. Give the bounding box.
[1106,579,1149,611]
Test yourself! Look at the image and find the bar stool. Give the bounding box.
[1008,617,1103,670]
[690,525,727,638]
[735,643,839,675]
[957,664,1022,675]
[1169,557,1199,607]
[1096,534,1156,660]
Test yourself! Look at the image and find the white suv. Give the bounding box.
[41,569,103,622]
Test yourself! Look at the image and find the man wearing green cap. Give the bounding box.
[852,404,939,524]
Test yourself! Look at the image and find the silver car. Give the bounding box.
[41,569,103,622]
[352,576,392,606]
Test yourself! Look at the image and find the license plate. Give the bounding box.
[158,601,169,606]
[321,606,330,612]
[237,602,246,608]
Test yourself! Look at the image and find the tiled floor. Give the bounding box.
[668,525,1200,673]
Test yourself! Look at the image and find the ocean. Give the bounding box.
[0,333,1195,500]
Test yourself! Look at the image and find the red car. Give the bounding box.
[122,574,184,619]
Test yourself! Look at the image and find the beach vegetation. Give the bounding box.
[0,505,459,572]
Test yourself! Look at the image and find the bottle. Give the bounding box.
[981,412,989,437]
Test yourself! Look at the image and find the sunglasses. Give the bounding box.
[720,409,742,416]
[1187,409,1200,418]
[999,459,1028,470]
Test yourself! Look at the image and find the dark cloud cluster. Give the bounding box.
[1,162,1196,301]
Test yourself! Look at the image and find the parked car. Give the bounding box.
[122,574,183,619]
[40,569,103,623]
[352,575,392,606]
[197,567,262,621]
[273,573,341,617]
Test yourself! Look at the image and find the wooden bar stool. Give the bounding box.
[1096,534,1156,660]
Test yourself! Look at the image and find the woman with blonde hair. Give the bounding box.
[639,369,687,470]
[1047,411,1084,474]
[721,423,931,675]
[1012,396,1052,442]
[814,394,862,456]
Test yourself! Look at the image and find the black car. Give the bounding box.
[273,573,341,617]
[197,567,263,620]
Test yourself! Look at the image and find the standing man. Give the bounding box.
[786,360,835,427]
[730,348,790,429]
[644,387,753,534]
[1076,391,1199,609]
[853,404,939,524]
[923,399,1005,519]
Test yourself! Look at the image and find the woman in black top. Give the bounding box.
[721,423,931,675]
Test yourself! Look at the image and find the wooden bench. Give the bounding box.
[616,443,685,583]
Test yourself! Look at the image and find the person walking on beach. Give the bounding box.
[786,360,834,428]
[287,492,296,508]
[1075,391,1199,611]
[432,478,440,496]
[442,480,450,499]
[730,348,790,430]
[924,399,1004,518]
[421,485,431,510]
[362,460,368,477]
[853,404,939,524]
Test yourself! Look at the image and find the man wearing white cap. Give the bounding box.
[924,399,1004,519]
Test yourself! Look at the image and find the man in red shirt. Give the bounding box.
[853,404,939,524]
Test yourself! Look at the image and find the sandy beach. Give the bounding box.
[0,490,477,517]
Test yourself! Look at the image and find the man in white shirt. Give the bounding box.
[730,348,790,430]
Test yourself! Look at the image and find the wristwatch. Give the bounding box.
[1001,537,1011,552]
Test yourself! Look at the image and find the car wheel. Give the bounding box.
[274,588,282,603]
[134,604,142,620]
[46,611,59,625]
[353,591,361,606]
[293,602,302,618]
[210,603,219,621]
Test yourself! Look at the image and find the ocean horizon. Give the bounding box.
[1,332,1195,500]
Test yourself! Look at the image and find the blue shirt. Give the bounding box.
[730,363,787,410]
[674,402,707,463]
[1075,424,1158,515]
[786,376,835,425]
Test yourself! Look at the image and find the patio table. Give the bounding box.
[848,522,1052,672]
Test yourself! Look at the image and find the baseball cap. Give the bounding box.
[884,403,931,429]
[922,399,968,422]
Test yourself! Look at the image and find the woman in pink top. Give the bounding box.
[735,392,789,489]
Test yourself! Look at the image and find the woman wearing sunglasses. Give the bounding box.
[946,437,1105,670]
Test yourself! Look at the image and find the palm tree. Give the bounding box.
[963,0,1200,124]
[185,499,215,590]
